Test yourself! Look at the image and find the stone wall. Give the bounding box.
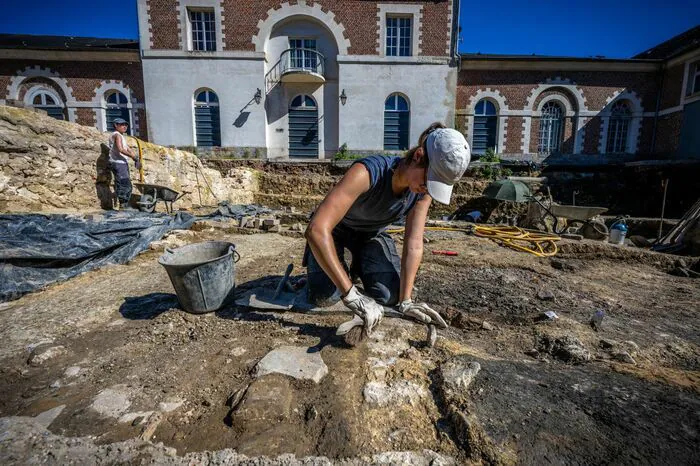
[0,105,256,213]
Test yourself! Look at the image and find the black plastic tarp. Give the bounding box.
[0,211,195,302]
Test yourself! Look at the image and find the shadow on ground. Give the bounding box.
[119,293,179,319]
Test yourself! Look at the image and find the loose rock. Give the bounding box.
[622,340,640,355]
[158,397,184,413]
[27,345,66,367]
[90,386,132,418]
[481,321,495,331]
[232,375,293,423]
[64,366,81,378]
[599,339,616,350]
[254,346,328,383]
[440,356,481,394]
[537,289,556,301]
[612,351,637,365]
[537,334,591,364]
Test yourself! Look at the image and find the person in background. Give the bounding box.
[109,118,140,211]
[304,122,471,342]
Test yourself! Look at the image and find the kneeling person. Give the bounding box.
[304,123,471,339]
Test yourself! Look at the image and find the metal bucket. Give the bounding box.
[159,241,239,314]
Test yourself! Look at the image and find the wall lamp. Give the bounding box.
[340,89,347,106]
[254,88,262,105]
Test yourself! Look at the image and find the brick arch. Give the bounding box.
[20,78,68,103]
[7,66,77,121]
[92,80,137,107]
[252,2,351,54]
[598,90,644,155]
[534,88,578,115]
[525,77,588,113]
[521,78,587,154]
[91,80,140,135]
[601,90,643,115]
[468,88,509,113]
[466,88,509,154]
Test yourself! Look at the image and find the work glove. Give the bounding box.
[398,300,448,328]
[336,286,383,336]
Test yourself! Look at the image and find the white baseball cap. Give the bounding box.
[425,128,471,205]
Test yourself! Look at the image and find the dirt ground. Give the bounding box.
[0,220,698,464]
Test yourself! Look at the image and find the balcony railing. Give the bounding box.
[265,48,326,93]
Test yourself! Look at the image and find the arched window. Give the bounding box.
[384,93,410,150]
[289,94,319,158]
[606,101,631,154]
[473,99,498,155]
[105,91,131,133]
[30,89,65,120]
[194,89,221,147]
[290,94,317,109]
[538,101,564,154]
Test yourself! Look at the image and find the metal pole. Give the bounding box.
[658,179,668,240]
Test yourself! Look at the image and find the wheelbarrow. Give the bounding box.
[134,183,186,214]
[530,196,608,236]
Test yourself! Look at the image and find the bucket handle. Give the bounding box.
[229,245,241,263]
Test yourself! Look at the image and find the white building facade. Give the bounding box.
[137,0,459,159]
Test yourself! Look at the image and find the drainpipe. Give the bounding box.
[450,0,461,69]
[651,64,664,154]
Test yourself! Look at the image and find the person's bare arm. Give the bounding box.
[399,194,432,302]
[305,164,370,295]
[115,134,136,159]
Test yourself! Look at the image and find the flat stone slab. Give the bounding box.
[254,346,328,383]
[90,386,131,418]
[34,405,65,428]
[363,381,427,407]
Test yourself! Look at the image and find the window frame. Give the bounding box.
[605,100,631,154]
[106,91,129,107]
[383,93,411,151]
[377,4,422,57]
[194,89,220,106]
[385,15,412,57]
[193,89,221,147]
[537,101,564,155]
[288,38,319,71]
[691,61,700,96]
[290,94,317,110]
[188,8,217,52]
[26,87,66,121]
[472,98,499,154]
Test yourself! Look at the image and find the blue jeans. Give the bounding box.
[110,161,132,206]
[304,224,401,307]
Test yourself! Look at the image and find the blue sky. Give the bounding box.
[0,1,697,58]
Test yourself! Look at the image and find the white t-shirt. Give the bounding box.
[109,131,129,164]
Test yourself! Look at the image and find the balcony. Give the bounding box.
[265,48,325,92]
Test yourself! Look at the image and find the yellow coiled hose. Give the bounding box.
[387,225,561,257]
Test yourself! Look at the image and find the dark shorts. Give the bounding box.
[110,161,132,205]
[304,224,401,307]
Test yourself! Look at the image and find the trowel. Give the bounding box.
[235,263,296,310]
